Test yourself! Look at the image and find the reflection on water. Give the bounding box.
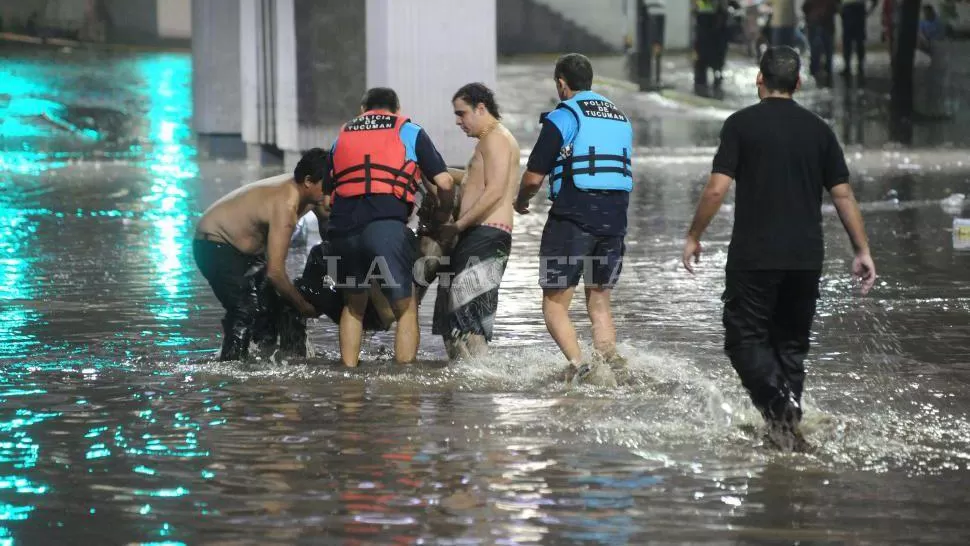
[1,47,970,544]
[138,56,197,349]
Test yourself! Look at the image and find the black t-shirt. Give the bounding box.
[327,126,448,234]
[713,97,850,270]
[526,120,630,237]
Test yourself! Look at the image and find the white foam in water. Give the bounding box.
[156,329,970,472]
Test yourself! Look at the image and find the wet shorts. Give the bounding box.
[328,219,418,302]
[539,215,625,289]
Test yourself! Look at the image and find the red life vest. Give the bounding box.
[331,110,421,203]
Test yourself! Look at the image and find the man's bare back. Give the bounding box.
[456,124,520,231]
[196,174,309,255]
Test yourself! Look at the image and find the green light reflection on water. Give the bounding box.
[0,195,42,360]
[136,55,197,346]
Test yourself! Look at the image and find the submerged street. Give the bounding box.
[1,45,969,544]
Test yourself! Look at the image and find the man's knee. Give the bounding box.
[391,293,416,321]
[343,291,369,316]
[542,288,574,311]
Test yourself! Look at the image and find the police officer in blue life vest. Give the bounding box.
[515,53,634,386]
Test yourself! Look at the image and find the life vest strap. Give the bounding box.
[335,176,414,189]
[550,166,631,183]
[333,161,416,182]
[554,153,632,168]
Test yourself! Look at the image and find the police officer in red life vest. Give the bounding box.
[327,87,455,367]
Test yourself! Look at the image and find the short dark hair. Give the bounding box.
[361,87,399,112]
[554,53,593,91]
[759,46,800,94]
[294,147,329,185]
[452,82,501,120]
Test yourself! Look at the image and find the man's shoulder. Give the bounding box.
[401,120,423,132]
[729,102,764,121]
[790,101,836,133]
[258,178,299,208]
[548,106,579,125]
[480,126,520,153]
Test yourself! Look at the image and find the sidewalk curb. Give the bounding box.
[0,31,190,53]
[594,73,737,113]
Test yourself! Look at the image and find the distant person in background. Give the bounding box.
[769,0,797,47]
[882,0,897,52]
[840,0,879,82]
[803,0,839,87]
[919,4,949,118]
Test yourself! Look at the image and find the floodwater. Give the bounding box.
[2,47,970,545]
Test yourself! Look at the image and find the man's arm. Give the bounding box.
[682,173,732,273]
[312,195,331,237]
[829,183,869,255]
[413,128,455,223]
[686,173,733,241]
[830,180,877,294]
[516,171,545,213]
[515,119,564,213]
[448,167,466,185]
[427,172,455,224]
[266,202,316,317]
[456,138,511,231]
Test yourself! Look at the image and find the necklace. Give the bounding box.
[478,120,500,139]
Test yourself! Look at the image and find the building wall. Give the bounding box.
[367,0,497,165]
[157,0,191,39]
[192,0,241,134]
[0,0,190,45]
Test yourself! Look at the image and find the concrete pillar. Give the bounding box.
[157,0,191,39]
[272,0,367,170]
[366,0,497,166]
[191,0,244,157]
[240,0,281,164]
[222,0,496,169]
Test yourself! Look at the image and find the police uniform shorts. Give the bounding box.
[329,219,418,302]
[539,215,625,290]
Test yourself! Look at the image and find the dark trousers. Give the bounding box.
[694,12,717,86]
[722,270,821,423]
[808,24,835,80]
[841,3,867,74]
[193,239,277,361]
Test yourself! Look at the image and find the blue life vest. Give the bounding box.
[547,90,634,200]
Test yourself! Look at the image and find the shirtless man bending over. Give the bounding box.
[193,148,328,361]
[432,83,521,360]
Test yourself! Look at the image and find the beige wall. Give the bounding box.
[157,0,191,39]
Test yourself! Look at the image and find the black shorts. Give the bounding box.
[328,219,418,302]
[539,215,625,290]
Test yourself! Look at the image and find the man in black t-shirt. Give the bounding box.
[681,47,876,452]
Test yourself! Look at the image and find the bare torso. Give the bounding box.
[195,174,308,255]
[459,125,520,230]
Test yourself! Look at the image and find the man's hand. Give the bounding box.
[437,222,461,251]
[297,301,318,318]
[516,170,545,215]
[682,237,702,274]
[852,251,876,295]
